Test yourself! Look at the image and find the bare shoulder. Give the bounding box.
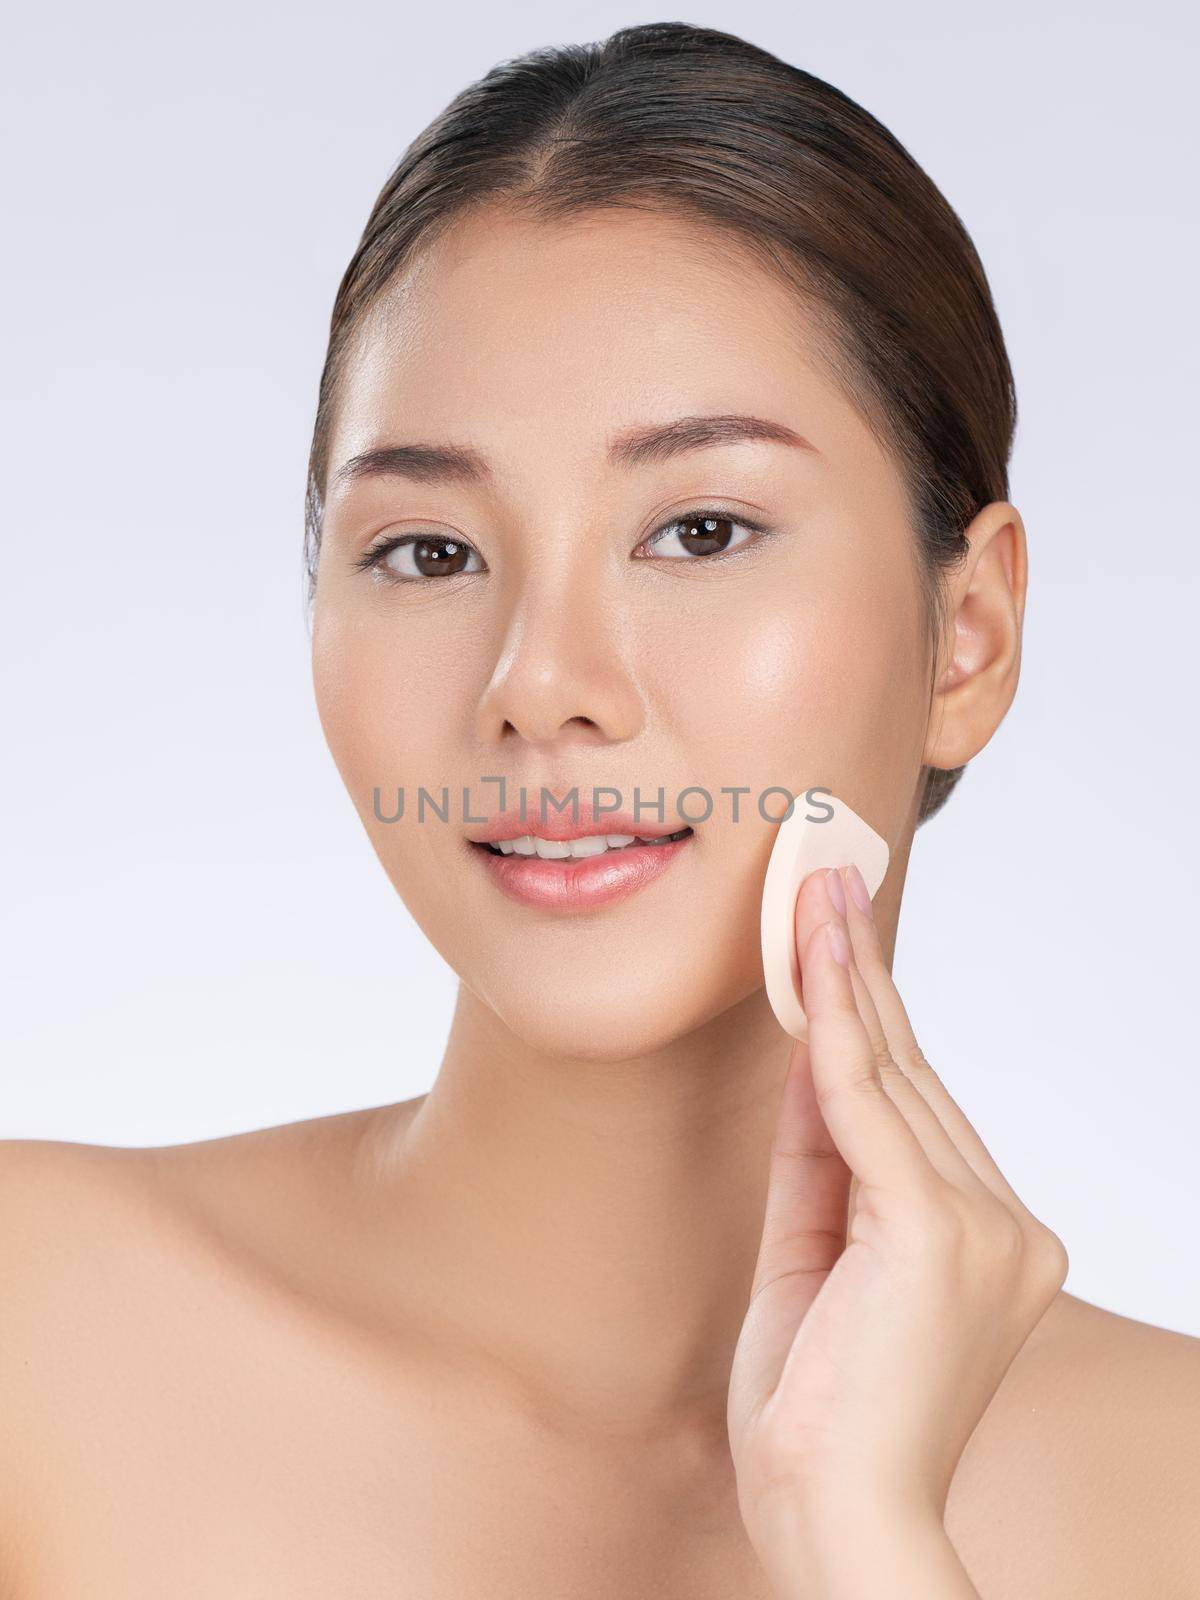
[0,1100,423,1330]
[0,1125,273,1255]
[0,1115,417,1596]
[0,1134,158,1276]
[0,1114,341,1333]
[0,1111,390,1431]
[0,1138,163,1584]
[0,1104,394,1258]
[948,1288,1200,1597]
[0,1136,184,1358]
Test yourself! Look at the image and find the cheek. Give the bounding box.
[312,620,385,804]
[311,609,454,817]
[667,568,926,800]
[312,613,470,939]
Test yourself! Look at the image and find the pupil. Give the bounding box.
[679,516,732,556]
[413,538,469,578]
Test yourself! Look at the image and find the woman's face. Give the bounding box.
[311,205,933,1058]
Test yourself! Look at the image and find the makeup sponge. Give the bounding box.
[760,791,890,1041]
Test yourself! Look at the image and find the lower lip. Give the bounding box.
[469,833,694,913]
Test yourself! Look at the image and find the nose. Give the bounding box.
[475,571,646,752]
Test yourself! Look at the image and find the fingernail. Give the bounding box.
[845,861,873,919]
[826,919,850,966]
[825,867,847,917]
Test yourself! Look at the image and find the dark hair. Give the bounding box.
[304,21,1017,825]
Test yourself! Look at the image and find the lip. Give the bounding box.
[468,829,695,913]
[465,801,690,845]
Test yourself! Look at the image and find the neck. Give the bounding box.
[351,914,897,1442]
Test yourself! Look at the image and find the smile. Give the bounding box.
[468,827,695,912]
[481,828,693,859]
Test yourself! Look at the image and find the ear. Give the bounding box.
[922,501,1028,771]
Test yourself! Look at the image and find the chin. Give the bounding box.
[471,958,762,1063]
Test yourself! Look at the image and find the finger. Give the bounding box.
[792,869,870,1239]
[747,1039,852,1299]
[825,869,992,1195]
[829,872,888,1052]
[799,908,935,1194]
[738,1042,853,1426]
[840,860,1029,1210]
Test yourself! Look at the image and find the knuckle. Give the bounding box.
[989,1206,1029,1268]
[1025,1220,1071,1290]
[893,1184,1070,1305]
[938,1192,1023,1268]
[875,1055,912,1098]
[902,1042,937,1079]
[872,1045,902,1079]
[815,1061,880,1113]
[974,1205,1069,1294]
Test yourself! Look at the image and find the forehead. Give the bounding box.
[327,205,882,489]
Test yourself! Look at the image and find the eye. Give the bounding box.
[352,533,485,583]
[351,505,773,584]
[636,508,771,562]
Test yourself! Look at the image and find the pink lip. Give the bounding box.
[469,832,694,913]
[465,800,689,845]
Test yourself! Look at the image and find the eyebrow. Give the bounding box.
[329,413,818,493]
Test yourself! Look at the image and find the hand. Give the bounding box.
[727,863,1069,1578]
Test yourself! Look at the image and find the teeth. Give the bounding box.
[497,833,643,858]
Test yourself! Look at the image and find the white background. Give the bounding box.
[3,1,1197,1334]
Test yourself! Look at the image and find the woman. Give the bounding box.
[3,20,1197,1597]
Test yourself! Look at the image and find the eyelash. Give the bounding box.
[350,507,776,583]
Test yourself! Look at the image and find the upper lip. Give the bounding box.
[466,800,694,845]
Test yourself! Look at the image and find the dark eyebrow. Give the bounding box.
[329,413,818,494]
[331,441,492,493]
[608,412,818,469]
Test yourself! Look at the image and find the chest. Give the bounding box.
[11,1278,778,1599]
[7,1220,1128,1600]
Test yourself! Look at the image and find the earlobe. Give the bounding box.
[921,501,1028,771]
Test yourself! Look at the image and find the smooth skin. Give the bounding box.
[730,863,1068,1598]
[2,204,1199,1597]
